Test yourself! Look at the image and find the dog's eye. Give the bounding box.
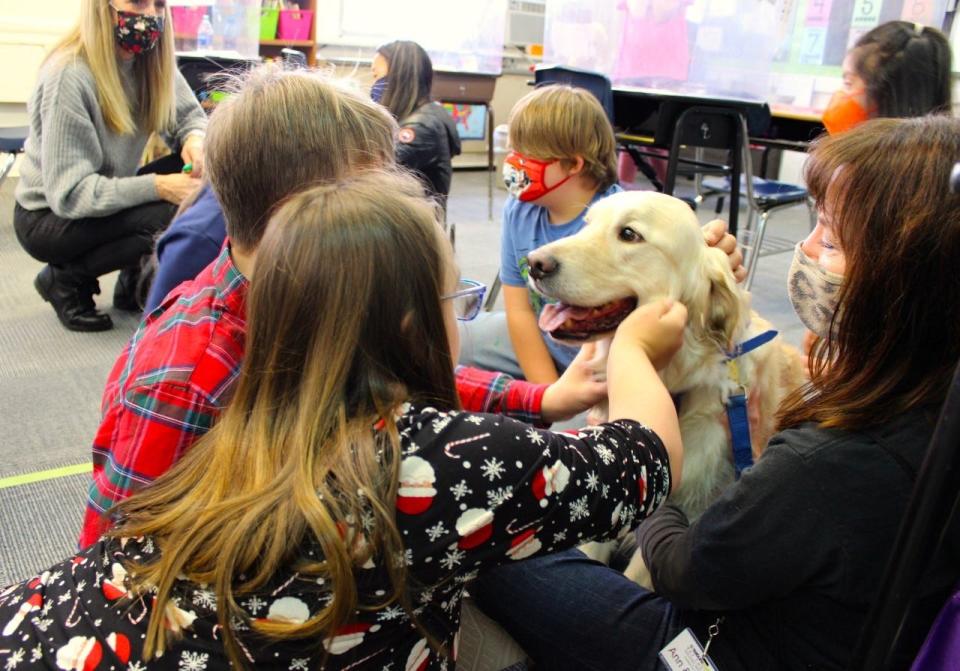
[618,227,644,243]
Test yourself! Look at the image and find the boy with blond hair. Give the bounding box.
[462,85,622,383]
[461,84,743,383]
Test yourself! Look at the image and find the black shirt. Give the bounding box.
[640,409,959,671]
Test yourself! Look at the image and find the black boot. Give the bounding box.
[113,266,142,312]
[34,265,113,332]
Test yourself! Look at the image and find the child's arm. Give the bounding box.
[503,284,560,384]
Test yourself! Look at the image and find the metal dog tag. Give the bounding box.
[659,628,719,671]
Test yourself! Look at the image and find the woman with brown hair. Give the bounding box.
[371,40,461,212]
[0,170,686,669]
[14,0,206,331]
[470,115,960,670]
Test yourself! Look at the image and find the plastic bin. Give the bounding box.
[171,6,207,38]
[259,7,279,40]
[277,9,313,41]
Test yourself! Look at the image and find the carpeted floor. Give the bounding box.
[0,169,807,586]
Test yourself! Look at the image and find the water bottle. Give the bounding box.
[197,14,214,51]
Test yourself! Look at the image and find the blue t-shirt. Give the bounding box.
[499,183,622,369]
[144,184,227,313]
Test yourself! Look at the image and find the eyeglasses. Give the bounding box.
[443,279,487,321]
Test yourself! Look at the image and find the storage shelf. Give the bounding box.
[259,39,314,47]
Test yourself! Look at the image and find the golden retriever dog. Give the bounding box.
[526,191,806,583]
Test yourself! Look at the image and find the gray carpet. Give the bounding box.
[0,170,808,586]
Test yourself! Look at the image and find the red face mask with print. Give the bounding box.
[822,89,872,135]
[502,151,572,202]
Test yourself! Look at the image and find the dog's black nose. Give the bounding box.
[528,252,559,280]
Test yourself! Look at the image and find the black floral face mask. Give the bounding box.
[114,9,164,55]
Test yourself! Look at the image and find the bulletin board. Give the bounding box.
[543,0,949,114]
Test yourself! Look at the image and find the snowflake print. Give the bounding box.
[75,579,86,592]
[57,593,71,604]
[5,649,24,669]
[393,548,414,568]
[480,457,506,481]
[569,496,590,521]
[465,415,484,425]
[48,570,62,584]
[440,547,466,570]
[584,471,600,491]
[243,595,266,614]
[553,530,567,543]
[179,650,209,670]
[289,658,310,670]
[525,428,545,446]
[601,483,610,500]
[595,445,615,465]
[403,441,421,455]
[450,479,473,501]
[485,487,513,508]
[128,663,147,671]
[192,589,216,609]
[30,646,41,663]
[142,538,155,554]
[418,586,435,604]
[360,508,376,532]
[32,618,52,632]
[425,521,449,542]
[378,605,406,622]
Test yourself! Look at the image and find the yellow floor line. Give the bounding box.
[0,463,91,490]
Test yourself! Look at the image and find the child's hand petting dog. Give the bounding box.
[613,299,687,370]
[702,219,747,283]
[540,342,609,423]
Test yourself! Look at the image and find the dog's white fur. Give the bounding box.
[528,191,806,583]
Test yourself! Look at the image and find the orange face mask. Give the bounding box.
[822,89,872,135]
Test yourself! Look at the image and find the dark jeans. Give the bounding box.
[471,549,685,671]
[12,155,181,279]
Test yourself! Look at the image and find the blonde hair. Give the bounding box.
[111,170,461,668]
[204,65,399,249]
[508,85,618,190]
[46,0,177,135]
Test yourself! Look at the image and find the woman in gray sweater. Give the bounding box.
[14,0,206,331]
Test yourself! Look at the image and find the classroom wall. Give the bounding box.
[0,0,79,121]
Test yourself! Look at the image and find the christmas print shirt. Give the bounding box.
[0,404,670,670]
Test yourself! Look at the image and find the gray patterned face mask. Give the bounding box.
[787,242,844,339]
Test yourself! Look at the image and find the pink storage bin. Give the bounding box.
[277,9,313,41]
[171,6,207,37]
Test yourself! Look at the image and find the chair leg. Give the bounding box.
[484,271,502,312]
[0,152,15,187]
[745,210,770,290]
[806,196,818,231]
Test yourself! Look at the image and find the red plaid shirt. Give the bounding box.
[81,245,547,548]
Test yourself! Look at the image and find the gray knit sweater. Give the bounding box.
[15,54,207,219]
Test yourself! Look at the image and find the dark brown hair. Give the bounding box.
[377,40,434,121]
[112,170,460,667]
[778,116,960,430]
[852,21,952,118]
[204,65,397,250]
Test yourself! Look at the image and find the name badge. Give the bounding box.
[659,628,719,671]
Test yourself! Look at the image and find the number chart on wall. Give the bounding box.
[777,0,948,72]
[768,0,948,112]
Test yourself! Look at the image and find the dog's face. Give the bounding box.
[529,191,722,342]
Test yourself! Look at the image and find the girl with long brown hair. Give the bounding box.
[470,115,960,671]
[0,170,686,669]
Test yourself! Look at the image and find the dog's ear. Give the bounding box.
[702,249,744,351]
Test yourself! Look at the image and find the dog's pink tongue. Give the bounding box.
[539,303,593,332]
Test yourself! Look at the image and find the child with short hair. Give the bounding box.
[462,85,621,383]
